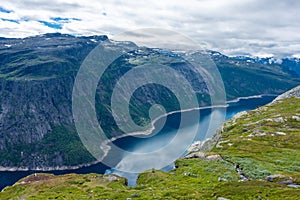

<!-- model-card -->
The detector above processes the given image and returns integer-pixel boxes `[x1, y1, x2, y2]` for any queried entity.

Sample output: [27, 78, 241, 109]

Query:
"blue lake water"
[105, 95, 277, 185]
[0, 95, 276, 190]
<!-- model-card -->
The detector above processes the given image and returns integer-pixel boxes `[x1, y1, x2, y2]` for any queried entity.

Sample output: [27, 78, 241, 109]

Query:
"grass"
[213, 97, 300, 182]
[1, 160, 299, 199]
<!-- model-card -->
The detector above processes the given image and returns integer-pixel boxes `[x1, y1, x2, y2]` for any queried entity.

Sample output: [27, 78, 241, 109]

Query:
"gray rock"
[287, 184, 300, 188]
[104, 174, 120, 182]
[275, 132, 286, 136]
[205, 154, 222, 160]
[185, 152, 205, 159]
[231, 111, 248, 123]
[273, 117, 284, 123]
[277, 180, 293, 185]
[218, 177, 228, 182]
[266, 174, 285, 182]
[272, 85, 300, 102]
[292, 116, 300, 121]
[187, 141, 203, 152]
[217, 197, 230, 200]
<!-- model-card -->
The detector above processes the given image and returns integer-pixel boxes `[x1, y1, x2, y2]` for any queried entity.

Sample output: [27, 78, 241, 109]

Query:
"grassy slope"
[1, 98, 300, 199]
[212, 98, 300, 181]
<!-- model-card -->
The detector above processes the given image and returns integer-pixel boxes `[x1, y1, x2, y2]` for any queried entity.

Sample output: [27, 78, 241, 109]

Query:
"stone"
[218, 177, 228, 182]
[187, 141, 202, 152]
[287, 184, 300, 188]
[273, 117, 284, 123]
[231, 111, 248, 123]
[205, 154, 222, 160]
[216, 140, 230, 148]
[217, 197, 230, 200]
[185, 152, 205, 159]
[277, 180, 293, 185]
[275, 132, 286, 136]
[292, 116, 300, 121]
[266, 174, 285, 182]
[272, 85, 300, 102]
[104, 175, 120, 182]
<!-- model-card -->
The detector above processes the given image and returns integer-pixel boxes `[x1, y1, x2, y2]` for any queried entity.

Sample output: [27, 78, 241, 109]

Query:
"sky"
[0, 0, 299, 57]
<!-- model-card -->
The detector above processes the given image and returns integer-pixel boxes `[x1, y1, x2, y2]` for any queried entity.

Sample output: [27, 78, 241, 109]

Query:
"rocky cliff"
[273, 85, 300, 101]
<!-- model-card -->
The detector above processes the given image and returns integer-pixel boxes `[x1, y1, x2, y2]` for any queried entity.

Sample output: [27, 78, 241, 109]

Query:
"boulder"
[185, 152, 205, 159]
[266, 174, 285, 182]
[292, 116, 300, 121]
[217, 197, 230, 200]
[205, 154, 222, 160]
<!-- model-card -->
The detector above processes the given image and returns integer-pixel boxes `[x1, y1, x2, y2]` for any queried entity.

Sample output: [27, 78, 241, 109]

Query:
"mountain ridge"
[0, 33, 299, 169]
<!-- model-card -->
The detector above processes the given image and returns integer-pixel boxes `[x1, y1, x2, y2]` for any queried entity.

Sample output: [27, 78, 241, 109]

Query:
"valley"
[0, 34, 299, 170]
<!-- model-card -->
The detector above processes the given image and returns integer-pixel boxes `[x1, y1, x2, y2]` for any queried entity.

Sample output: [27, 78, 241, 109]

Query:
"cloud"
[0, 0, 299, 57]
[1, 18, 19, 23]
[38, 21, 62, 29]
[0, 6, 12, 13]
[37, 17, 81, 30]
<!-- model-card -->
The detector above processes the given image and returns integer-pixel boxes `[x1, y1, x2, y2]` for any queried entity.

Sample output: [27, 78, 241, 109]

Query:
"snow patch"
[90, 39, 97, 43]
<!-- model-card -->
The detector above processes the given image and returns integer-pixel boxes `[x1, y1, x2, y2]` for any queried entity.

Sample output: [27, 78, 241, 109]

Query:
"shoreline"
[99, 93, 277, 160]
[0, 94, 277, 172]
[0, 160, 101, 172]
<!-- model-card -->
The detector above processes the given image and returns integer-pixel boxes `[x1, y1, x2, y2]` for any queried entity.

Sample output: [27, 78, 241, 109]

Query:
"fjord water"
[0, 95, 276, 190]
[105, 95, 277, 185]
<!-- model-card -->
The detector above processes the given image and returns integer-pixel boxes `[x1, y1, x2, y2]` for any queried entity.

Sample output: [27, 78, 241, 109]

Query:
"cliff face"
[0, 77, 82, 168]
[0, 33, 299, 169]
[0, 34, 104, 168]
[0, 77, 73, 145]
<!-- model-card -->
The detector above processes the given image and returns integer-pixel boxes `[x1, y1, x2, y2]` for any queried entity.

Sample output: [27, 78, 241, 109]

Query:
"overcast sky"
[0, 0, 299, 57]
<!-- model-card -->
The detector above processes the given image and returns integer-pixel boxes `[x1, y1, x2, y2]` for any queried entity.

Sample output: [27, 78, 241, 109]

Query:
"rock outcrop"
[272, 85, 300, 102]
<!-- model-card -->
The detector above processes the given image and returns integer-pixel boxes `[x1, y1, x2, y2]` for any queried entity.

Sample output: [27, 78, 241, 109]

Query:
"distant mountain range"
[232, 54, 300, 77]
[0, 33, 299, 169]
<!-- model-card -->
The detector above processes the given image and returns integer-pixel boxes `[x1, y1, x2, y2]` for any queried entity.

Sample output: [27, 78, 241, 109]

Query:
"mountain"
[1, 85, 299, 199]
[233, 55, 300, 77]
[0, 33, 299, 169]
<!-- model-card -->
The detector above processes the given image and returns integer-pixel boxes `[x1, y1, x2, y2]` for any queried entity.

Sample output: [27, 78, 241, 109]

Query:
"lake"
[0, 95, 276, 190]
